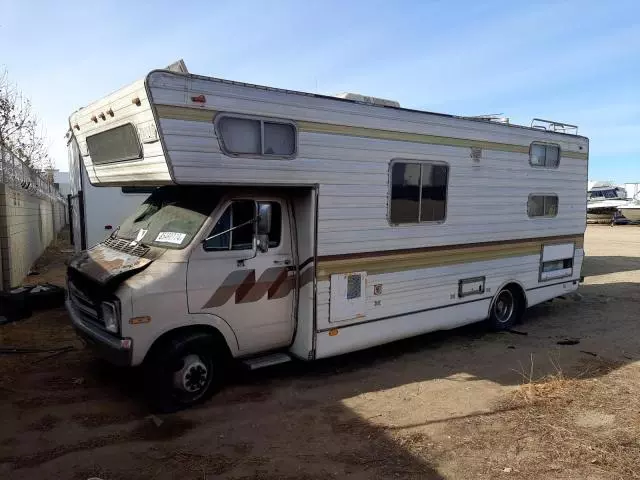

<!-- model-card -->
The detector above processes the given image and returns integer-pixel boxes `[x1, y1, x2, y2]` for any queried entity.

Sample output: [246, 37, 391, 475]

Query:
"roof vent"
[335, 92, 400, 108]
[166, 59, 189, 74]
[464, 114, 510, 124]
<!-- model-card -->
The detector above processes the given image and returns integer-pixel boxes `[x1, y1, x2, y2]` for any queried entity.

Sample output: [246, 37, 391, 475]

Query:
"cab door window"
[204, 200, 282, 251]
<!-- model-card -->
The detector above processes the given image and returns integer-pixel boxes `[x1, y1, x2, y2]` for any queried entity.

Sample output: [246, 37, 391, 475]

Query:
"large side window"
[528, 194, 558, 218]
[86, 123, 142, 164]
[389, 161, 448, 224]
[204, 200, 282, 251]
[217, 116, 296, 158]
[530, 143, 560, 168]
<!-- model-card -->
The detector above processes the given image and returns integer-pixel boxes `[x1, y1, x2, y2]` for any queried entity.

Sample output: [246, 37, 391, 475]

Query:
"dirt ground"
[1, 226, 640, 479]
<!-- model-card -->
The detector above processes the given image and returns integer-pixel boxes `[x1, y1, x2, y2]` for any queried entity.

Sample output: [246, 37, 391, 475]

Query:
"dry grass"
[444, 357, 640, 479]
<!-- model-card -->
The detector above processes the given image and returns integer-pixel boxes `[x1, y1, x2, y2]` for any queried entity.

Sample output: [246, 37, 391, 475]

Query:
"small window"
[587, 190, 602, 200]
[264, 122, 295, 155]
[218, 118, 261, 154]
[86, 123, 142, 164]
[528, 195, 558, 218]
[530, 143, 560, 168]
[204, 200, 282, 251]
[389, 161, 448, 224]
[217, 116, 296, 157]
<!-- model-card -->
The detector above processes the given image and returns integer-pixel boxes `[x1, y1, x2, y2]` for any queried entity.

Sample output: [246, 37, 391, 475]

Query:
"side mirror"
[257, 202, 272, 235]
[256, 234, 269, 253]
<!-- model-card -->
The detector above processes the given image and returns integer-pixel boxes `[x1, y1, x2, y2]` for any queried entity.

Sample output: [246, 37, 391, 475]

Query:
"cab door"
[186, 198, 295, 354]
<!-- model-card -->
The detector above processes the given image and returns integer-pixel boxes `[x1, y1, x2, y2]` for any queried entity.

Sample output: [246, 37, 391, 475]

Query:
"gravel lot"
[1, 225, 639, 479]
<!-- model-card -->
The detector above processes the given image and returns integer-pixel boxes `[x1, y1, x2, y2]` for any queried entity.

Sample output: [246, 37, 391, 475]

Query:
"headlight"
[101, 301, 119, 333]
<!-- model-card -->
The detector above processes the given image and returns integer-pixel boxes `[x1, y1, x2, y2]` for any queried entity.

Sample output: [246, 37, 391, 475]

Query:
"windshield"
[115, 186, 222, 249]
[588, 189, 618, 200]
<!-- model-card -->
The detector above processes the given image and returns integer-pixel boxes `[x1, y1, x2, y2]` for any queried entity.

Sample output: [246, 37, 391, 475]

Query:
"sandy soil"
[1, 226, 640, 479]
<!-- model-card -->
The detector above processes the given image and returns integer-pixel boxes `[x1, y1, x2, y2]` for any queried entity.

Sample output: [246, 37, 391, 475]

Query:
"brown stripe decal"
[316, 234, 584, 279]
[319, 234, 583, 262]
[268, 268, 292, 300]
[202, 262, 315, 308]
[203, 270, 254, 308]
[237, 267, 285, 303]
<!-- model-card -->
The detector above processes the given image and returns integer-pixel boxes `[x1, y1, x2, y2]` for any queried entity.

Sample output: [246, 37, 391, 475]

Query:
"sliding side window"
[528, 194, 558, 218]
[530, 143, 560, 168]
[389, 161, 448, 224]
[216, 115, 296, 158]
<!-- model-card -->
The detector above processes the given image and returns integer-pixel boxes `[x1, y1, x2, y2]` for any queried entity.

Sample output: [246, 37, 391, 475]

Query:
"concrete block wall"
[0, 184, 67, 290]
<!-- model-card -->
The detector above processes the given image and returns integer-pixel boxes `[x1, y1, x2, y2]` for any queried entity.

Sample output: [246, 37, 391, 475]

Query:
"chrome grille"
[103, 237, 149, 257]
[68, 281, 101, 327]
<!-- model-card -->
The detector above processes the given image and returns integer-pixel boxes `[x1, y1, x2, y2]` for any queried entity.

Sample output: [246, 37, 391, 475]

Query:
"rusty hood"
[68, 242, 158, 286]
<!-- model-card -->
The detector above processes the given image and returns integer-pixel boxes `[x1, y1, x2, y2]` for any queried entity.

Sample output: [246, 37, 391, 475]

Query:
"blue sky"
[1, 0, 639, 183]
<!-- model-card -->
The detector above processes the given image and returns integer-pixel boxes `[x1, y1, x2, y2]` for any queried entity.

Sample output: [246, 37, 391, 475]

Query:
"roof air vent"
[335, 92, 400, 108]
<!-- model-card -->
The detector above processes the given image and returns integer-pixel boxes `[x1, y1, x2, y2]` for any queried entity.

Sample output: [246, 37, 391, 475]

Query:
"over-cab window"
[217, 116, 296, 158]
[528, 194, 558, 218]
[530, 143, 560, 168]
[389, 161, 448, 224]
[204, 201, 282, 251]
[86, 123, 142, 164]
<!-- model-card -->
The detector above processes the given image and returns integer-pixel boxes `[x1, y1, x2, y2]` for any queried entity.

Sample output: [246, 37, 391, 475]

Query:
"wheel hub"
[494, 290, 514, 323]
[173, 354, 209, 393]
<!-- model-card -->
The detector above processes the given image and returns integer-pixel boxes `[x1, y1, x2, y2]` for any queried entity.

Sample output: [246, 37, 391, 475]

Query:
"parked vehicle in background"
[65, 61, 588, 411]
[617, 192, 640, 222]
[66, 136, 154, 251]
[587, 182, 630, 224]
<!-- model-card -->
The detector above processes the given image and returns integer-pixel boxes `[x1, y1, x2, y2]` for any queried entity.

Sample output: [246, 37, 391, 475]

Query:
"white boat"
[587, 182, 630, 223]
[617, 194, 640, 222]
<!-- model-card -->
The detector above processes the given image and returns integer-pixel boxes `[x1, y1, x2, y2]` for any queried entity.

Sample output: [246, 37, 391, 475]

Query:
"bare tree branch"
[0, 68, 51, 171]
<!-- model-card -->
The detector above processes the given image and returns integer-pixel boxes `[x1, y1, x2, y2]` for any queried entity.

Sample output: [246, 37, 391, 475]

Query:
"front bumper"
[66, 299, 133, 366]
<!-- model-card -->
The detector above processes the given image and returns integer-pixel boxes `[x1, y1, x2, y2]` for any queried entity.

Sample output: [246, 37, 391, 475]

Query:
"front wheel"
[487, 287, 523, 331]
[144, 331, 228, 413]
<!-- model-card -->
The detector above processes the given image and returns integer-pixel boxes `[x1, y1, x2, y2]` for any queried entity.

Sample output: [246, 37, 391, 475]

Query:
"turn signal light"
[129, 316, 151, 325]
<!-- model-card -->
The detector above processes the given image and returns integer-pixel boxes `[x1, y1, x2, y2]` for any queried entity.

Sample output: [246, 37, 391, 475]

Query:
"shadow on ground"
[581, 255, 640, 277]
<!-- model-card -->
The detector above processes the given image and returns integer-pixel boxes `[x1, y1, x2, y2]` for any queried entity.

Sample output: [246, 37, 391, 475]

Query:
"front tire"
[487, 286, 523, 331]
[144, 331, 228, 413]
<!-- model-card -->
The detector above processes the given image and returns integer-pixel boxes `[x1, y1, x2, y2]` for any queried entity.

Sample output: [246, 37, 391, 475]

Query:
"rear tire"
[144, 331, 228, 413]
[487, 286, 523, 331]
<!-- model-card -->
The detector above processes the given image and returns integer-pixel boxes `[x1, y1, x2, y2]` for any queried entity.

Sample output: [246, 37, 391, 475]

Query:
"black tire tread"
[144, 330, 228, 413]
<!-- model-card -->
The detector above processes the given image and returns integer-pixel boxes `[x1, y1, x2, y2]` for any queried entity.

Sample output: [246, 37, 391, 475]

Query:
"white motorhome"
[66, 64, 588, 410]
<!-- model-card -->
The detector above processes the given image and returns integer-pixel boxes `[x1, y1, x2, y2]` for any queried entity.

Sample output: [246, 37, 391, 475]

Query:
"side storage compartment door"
[186, 198, 295, 354]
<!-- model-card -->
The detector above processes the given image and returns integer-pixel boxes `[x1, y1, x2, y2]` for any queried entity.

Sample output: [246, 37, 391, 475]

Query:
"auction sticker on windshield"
[155, 232, 186, 245]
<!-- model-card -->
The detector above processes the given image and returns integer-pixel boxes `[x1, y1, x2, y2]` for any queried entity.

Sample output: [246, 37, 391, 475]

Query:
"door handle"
[273, 259, 291, 265]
